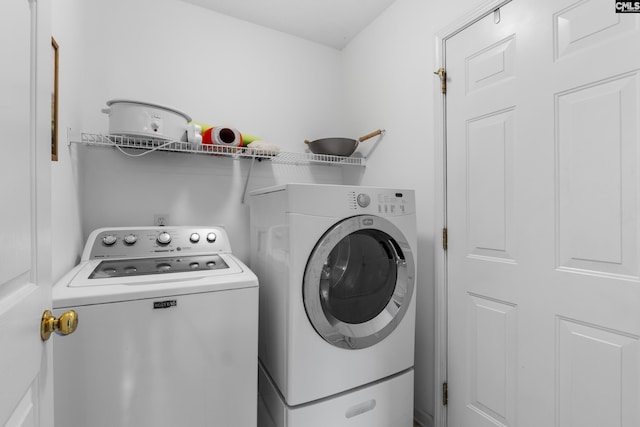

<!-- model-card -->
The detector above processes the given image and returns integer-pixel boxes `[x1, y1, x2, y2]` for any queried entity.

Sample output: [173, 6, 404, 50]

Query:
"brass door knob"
[41, 310, 78, 341]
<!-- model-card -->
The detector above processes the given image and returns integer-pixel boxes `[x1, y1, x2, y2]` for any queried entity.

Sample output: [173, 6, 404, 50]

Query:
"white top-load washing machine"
[249, 184, 417, 427]
[52, 226, 258, 427]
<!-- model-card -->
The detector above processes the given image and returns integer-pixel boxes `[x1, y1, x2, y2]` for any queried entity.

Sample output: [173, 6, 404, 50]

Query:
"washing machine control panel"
[86, 226, 231, 260]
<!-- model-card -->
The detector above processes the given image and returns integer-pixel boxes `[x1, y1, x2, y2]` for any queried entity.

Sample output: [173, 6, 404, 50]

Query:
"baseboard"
[414, 408, 434, 427]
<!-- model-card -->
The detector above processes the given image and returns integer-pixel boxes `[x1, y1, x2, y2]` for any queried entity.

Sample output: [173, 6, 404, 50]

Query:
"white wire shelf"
[69, 132, 367, 167]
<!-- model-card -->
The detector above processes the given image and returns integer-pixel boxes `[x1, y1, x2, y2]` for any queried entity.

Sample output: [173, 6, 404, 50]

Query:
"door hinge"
[442, 227, 448, 251]
[434, 68, 446, 94]
[443, 382, 448, 406]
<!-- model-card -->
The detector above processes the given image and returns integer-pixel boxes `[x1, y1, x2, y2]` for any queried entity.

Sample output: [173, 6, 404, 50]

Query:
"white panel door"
[0, 0, 53, 426]
[446, 1, 640, 426]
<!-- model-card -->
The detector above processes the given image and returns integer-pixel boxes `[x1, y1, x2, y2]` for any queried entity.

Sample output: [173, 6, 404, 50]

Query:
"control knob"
[123, 234, 137, 245]
[157, 231, 172, 245]
[206, 232, 217, 243]
[102, 234, 117, 246]
[190, 233, 200, 243]
[356, 193, 371, 208]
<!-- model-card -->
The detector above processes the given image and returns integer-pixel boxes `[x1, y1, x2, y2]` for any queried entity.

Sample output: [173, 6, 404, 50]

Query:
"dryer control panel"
[375, 191, 410, 215]
[348, 190, 413, 216]
[83, 226, 232, 260]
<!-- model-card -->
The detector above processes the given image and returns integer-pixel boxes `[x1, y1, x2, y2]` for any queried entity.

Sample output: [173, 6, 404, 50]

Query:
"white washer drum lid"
[303, 215, 415, 350]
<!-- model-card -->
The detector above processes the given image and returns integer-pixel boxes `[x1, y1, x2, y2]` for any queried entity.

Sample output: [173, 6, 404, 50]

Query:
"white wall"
[51, 0, 87, 279]
[52, 0, 486, 425]
[341, 0, 485, 424]
[52, 0, 355, 269]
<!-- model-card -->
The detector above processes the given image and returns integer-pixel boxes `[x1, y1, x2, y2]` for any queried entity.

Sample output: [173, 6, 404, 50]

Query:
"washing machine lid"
[88, 254, 229, 279]
[303, 214, 415, 350]
[53, 253, 257, 308]
[68, 253, 245, 288]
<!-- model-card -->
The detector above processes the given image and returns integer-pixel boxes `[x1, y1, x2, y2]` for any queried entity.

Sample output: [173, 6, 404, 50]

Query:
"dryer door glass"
[303, 215, 415, 349]
[322, 230, 397, 324]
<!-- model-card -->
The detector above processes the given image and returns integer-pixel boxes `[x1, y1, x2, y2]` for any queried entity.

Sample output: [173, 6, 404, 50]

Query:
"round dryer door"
[303, 215, 415, 349]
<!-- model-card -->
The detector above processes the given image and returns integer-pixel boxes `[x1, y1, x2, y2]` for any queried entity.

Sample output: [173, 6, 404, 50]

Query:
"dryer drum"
[320, 231, 398, 324]
[303, 214, 415, 350]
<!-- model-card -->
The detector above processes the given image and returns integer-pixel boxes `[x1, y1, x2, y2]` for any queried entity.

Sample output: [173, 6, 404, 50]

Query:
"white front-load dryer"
[249, 184, 417, 427]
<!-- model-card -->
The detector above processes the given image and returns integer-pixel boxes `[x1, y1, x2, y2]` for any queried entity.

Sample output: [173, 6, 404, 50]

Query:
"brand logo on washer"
[153, 300, 177, 309]
[362, 218, 374, 226]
